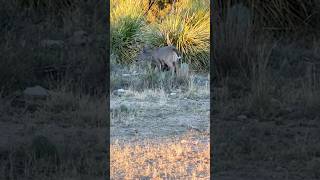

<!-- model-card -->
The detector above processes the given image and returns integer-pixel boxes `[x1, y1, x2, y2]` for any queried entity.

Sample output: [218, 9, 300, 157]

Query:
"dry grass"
[0, 0, 107, 96]
[216, 0, 320, 31]
[111, 134, 209, 179]
[0, 90, 106, 179]
[213, 2, 320, 179]
[0, 0, 107, 179]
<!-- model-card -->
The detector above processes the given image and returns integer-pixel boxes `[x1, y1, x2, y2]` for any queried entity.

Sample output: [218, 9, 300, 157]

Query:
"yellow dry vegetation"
[111, 134, 209, 179]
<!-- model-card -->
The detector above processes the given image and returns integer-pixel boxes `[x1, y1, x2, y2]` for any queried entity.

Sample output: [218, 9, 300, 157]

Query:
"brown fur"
[136, 46, 181, 75]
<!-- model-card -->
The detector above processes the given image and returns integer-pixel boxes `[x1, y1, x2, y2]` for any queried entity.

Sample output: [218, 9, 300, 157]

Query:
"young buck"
[136, 45, 182, 75]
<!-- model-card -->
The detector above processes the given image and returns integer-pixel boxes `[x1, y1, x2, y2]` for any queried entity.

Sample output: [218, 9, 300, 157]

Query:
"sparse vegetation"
[213, 0, 320, 179]
[111, 134, 209, 179]
[0, 0, 106, 179]
[111, 1, 210, 179]
[111, 0, 146, 64]
[0, 0, 107, 96]
[0, 90, 106, 179]
[110, 45, 209, 179]
[214, 1, 320, 118]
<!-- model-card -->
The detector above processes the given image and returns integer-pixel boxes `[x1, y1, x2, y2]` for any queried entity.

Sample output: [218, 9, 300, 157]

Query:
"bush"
[111, 17, 145, 64]
[111, 0, 147, 64]
[111, 0, 210, 72]
[214, 3, 253, 79]
[142, 0, 210, 71]
[217, 0, 320, 31]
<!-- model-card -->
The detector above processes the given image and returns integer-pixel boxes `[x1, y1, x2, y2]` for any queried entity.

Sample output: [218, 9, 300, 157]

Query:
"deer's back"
[152, 46, 180, 63]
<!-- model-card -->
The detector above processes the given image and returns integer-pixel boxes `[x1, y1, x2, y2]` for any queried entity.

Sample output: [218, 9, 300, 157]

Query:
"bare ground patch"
[110, 68, 210, 178]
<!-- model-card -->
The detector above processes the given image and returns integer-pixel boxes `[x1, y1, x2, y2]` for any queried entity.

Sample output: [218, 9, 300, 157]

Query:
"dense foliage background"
[111, 0, 210, 72]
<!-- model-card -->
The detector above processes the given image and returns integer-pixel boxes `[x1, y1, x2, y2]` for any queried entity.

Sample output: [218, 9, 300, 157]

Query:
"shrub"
[214, 3, 253, 79]
[217, 0, 320, 31]
[111, 0, 147, 64]
[142, 0, 210, 71]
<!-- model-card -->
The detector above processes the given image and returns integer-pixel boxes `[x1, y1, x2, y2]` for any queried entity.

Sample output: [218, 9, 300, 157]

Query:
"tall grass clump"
[214, 3, 253, 79]
[247, 42, 277, 117]
[15, 0, 75, 21]
[299, 62, 320, 116]
[111, 0, 148, 64]
[142, 0, 210, 71]
[177, 0, 210, 14]
[0, 0, 107, 96]
[217, 0, 320, 31]
[214, 0, 319, 81]
[249, 0, 317, 30]
[16, 0, 74, 11]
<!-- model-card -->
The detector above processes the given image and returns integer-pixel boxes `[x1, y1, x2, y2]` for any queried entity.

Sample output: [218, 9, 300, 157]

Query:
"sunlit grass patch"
[142, 0, 210, 71]
[110, 0, 147, 24]
[111, 134, 209, 179]
[111, 0, 147, 64]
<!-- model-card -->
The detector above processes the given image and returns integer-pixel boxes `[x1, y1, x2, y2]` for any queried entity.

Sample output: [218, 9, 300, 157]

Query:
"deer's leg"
[165, 61, 175, 76]
[157, 59, 163, 72]
[162, 64, 170, 71]
[173, 62, 179, 75]
[149, 58, 158, 72]
[151, 63, 157, 72]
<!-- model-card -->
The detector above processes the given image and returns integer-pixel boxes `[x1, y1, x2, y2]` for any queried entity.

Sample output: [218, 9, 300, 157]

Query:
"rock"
[113, 89, 127, 96]
[170, 92, 177, 96]
[40, 39, 64, 48]
[23, 85, 49, 98]
[122, 74, 131, 77]
[169, 92, 178, 98]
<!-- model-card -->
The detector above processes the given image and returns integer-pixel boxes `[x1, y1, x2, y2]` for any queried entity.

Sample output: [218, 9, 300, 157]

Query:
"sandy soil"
[110, 77, 210, 141]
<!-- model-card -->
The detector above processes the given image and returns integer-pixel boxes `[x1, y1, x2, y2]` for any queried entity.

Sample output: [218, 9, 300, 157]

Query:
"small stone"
[23, 85, 49, 98]
[113, 89, 127, 96]
[122, 74, 131, 77]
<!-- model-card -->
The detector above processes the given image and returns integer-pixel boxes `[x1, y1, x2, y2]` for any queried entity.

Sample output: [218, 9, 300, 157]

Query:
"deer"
[136, 45, 182, 75]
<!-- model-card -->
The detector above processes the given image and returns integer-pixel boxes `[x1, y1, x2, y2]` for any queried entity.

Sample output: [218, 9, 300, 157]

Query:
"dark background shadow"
[0, 0, 108, 179]
[212, 0, 320, 179]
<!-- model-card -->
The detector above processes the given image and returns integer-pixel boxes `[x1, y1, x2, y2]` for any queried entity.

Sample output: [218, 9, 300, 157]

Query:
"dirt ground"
[110, 71, 210, 178]
[0, 93, 106, 179]
[110, 88, 209, 141]
[212, 100, 320, 180]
